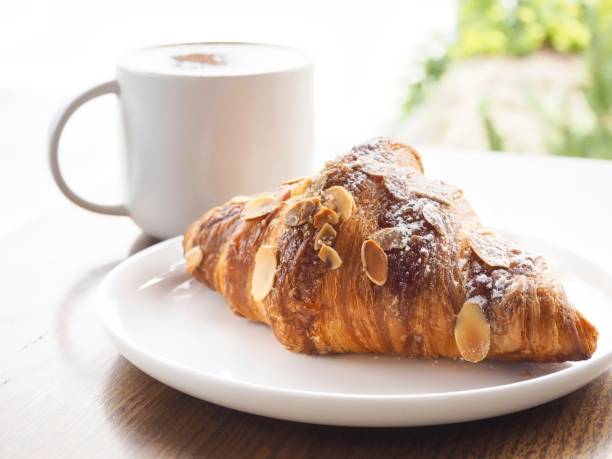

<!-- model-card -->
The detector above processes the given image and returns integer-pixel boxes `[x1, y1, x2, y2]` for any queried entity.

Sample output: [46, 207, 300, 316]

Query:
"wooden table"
[1, 149, 610, 458]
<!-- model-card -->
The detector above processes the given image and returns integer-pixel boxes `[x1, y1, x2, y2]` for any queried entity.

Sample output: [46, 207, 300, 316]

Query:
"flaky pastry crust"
[184, 138, 598, 363]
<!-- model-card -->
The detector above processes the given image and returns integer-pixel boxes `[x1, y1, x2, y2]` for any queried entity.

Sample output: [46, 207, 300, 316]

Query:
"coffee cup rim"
[116, 41, 313, 79]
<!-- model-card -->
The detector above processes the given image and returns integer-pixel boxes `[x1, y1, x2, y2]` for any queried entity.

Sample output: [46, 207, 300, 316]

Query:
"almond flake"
[183, 222, 199, 251]
[313, 206, 340, 227]
[308, 173, 328, 195]
[318, 244, 342, 270]
[383, 173, 411, 200]
[410, 175, 462, 205]
[321, 186, 355, 222]
[314, 223, 337, 250]
[468, 231, 510, 269]
[290, 177, 313, 198]
[284, 176, 307, 185]
[358, 157, 391, 177]
[242, 194, 280, 220]
[185, 246, 203, 274]
[361, 239, 388, 286]
[230, 195, 251, 204]
[454, 301, 491, 363]
[389, 143, 425, 173]
[422, 202, 447, 235]
[251, 245, 277, 301]
[370, 227, 410, 251]
[285, 197, 319, 226]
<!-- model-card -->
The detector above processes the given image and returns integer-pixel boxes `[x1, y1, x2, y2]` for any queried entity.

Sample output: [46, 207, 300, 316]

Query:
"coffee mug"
[48, 42, 313, 239]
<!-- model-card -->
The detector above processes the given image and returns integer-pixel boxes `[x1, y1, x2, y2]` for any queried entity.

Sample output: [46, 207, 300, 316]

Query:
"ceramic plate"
[98, 231, 612, 427]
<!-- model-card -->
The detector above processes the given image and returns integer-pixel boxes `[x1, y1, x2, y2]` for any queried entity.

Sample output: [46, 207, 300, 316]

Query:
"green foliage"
[402, 0, 612, 160]
[480, 101, 506, 151]
[403, 53, 449, 114]
[453, 0, 590, 58]
[549, 5, 612, 158]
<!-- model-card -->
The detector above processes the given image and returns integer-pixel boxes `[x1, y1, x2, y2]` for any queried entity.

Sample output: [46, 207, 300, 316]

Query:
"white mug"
[48, 42, 313, 239]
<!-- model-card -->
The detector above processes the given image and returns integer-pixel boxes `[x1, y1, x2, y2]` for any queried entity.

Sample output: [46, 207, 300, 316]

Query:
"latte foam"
[117, 43, 309, 76]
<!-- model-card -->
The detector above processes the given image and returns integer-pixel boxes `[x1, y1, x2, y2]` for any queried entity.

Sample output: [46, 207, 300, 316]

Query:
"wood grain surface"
[0, 205, 610, 459]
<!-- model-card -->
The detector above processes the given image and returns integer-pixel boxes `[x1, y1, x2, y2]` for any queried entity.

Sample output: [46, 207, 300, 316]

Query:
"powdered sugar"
[475, 273, 493, 288]
[341, 169, 368, 194]
[467, 295, 487, 306]
[511, 252, 537, 275]
[491, 270, 512, 300]
[464, 247, 537, 306]
[409, 174, 462, 205]
[339, 138, 544, 314]
[468, 230, 511, 269]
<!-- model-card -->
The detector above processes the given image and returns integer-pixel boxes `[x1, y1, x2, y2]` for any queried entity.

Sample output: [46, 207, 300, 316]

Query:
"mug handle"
[48, 80, 128, 216]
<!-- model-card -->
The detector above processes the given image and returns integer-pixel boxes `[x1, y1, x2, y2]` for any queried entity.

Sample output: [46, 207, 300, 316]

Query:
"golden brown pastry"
[183, 138, 598, 363]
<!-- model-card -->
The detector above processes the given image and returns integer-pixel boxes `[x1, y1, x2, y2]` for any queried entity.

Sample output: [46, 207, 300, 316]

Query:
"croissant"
[183, 138, 598, 363]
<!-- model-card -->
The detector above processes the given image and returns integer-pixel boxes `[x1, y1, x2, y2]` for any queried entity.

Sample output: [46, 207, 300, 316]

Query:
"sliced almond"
[230, 195, 251, 204]
[361, 239, 388, 286]
[251, 245, 277, 301]
[359, 157, 391, 177]
[390, 142, 425, 174]
[318, 244, 342, 270]
[454, 301, 491, 363]
[370, 227, 410, 251]
[314, 223, 337, 250]
[410, 175, 462, 206]
[422, 202, 447, 235]
[183, 222, 199, 251]
[185, 246, 203, 274]
[383, 173, 411, 200]
[284, 176, 307, 185]
[290, 177, 313, 198]
[242, 194, 280, 220]
[321, 186, 355, 222]
[468, 231, 510, 269]
[313, 206, 340, 227]
[308, 173, 328, 195]
[285, 197, 319, 226]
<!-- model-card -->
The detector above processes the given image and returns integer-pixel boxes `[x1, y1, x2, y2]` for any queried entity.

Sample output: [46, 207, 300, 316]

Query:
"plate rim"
[98, 233, 612, 403]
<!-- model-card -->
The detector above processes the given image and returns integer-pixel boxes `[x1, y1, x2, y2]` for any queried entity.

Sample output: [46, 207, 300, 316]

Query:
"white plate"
[98, 231, 612, 427]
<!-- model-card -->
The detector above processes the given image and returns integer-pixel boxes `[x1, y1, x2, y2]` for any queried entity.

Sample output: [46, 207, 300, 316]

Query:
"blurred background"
[398, 0, 612, 158]
[2, 0, 610, 237]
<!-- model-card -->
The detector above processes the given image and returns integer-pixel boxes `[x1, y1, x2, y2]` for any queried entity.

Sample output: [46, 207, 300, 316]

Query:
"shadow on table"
[101, 357, 611, 458]
[53, 261, 121, 376]
[53, 231, 160, 378]
[129, 232, 161, 255]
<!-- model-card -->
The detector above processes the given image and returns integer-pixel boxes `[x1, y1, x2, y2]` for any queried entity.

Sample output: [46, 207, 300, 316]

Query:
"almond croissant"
[183, 138, 598, 363]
